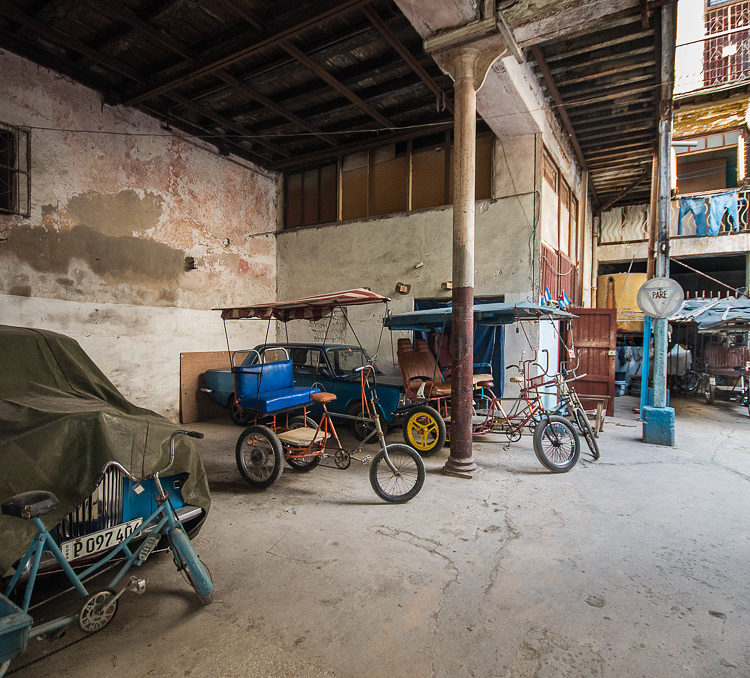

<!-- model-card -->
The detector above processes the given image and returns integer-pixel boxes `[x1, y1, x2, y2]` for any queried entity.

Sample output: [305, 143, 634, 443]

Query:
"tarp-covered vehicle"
[0, 325, 210, 577]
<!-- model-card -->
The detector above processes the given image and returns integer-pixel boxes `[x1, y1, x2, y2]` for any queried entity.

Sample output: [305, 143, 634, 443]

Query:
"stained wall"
[0, 52, 279, 418]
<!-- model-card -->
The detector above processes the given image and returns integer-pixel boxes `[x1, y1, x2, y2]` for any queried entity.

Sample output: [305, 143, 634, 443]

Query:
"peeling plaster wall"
[0, 51, 279, 417]
[277, 196, 539, 392]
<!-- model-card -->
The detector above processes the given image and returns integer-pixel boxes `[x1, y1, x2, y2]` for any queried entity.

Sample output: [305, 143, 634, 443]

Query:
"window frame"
[0, 121, 31, 218]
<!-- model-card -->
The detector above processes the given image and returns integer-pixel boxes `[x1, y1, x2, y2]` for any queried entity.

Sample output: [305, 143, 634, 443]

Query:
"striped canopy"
[218, 289, 390, 322]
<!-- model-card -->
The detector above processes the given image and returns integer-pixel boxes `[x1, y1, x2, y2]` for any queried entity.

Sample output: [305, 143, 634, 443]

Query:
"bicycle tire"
[235, 425, 284, 488]
[574, 407, 600, 460]
[347, 400, 388, 443]
[533, 415, 580, 473]
[285, 416, 322, 471]
[369, 444, 425, 503]
[168, 525, 214, 605]
[402, 405, 446, 455]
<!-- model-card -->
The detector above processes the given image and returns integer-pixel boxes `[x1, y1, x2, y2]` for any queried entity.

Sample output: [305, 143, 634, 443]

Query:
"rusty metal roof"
[526, 11, 662, 211]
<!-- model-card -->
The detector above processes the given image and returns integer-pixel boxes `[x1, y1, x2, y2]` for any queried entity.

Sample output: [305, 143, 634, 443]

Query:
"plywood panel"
[180, 351, 232, 424]
[412, 145, 445, 210]
[342, 166, 368, 220]
[319, 164, 337, 223]
[285, 173, 302, 228]
[372, 155, 408, 214]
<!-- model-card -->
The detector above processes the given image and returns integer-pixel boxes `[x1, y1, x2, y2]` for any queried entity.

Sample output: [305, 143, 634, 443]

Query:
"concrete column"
[445, 48, 480, 477]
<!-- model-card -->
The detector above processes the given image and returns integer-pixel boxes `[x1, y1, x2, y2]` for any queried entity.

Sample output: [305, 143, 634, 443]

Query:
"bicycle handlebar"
[96, 430, 204, 485]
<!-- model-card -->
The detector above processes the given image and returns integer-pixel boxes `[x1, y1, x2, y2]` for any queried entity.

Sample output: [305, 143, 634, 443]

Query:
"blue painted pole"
[640, 315, 652, 420]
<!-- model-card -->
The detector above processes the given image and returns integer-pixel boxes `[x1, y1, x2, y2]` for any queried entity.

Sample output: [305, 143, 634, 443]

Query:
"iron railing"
[704, 1, 750, 87]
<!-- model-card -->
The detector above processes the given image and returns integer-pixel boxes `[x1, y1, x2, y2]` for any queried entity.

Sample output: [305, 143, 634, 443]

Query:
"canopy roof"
[219, 289, 390, 322]
[670, 298, 750, 331]
[384, 302, 574, 331]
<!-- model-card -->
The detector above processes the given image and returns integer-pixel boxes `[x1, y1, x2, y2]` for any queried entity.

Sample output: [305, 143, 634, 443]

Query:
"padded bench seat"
[235, 358, 316, 415]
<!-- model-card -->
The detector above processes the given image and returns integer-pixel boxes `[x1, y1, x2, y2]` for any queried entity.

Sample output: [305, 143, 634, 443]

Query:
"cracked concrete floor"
[10, 395, 750, 677]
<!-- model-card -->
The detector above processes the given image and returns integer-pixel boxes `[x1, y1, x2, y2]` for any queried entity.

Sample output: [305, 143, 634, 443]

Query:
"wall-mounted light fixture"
[395, 282, 411, 295]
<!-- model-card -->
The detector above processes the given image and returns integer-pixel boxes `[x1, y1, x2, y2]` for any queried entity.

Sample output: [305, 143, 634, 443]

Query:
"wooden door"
[566, 308, 616, 416]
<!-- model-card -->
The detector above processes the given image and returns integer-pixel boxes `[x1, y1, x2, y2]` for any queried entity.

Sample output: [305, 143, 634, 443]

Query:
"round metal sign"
[637, 277, 684, 318]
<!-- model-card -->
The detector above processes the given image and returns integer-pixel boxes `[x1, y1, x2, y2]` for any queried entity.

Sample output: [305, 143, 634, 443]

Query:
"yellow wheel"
[402, 405, 446, 455]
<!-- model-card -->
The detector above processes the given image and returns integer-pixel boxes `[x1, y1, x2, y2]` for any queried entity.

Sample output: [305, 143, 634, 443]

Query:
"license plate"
[61, 519, 143, 561]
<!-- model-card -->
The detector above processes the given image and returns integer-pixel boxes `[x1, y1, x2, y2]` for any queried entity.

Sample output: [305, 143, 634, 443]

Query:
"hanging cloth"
[708, 190, 739, 235]
[678, 196, 707, 235]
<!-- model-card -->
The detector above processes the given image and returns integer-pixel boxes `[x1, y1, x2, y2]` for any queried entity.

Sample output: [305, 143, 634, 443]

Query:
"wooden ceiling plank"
[361, 5, 452, 114]
[122, 0, 374, 106]
[0, 0, 143, 82]
[553, 59, 656, 88]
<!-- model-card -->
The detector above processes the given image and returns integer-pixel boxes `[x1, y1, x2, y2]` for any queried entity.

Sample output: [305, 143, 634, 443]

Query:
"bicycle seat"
[2, 490, 59, 519]
[510, 376, 524, 384]
[310, 392, 337, 403]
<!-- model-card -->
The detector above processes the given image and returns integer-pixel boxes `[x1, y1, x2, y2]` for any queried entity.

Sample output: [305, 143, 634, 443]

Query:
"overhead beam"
[96, 2, 336, 147]
[270, 121, 453, 170]
[530, 45, 588, 174]
[123, 0, 373, 106]
[361, 5, 452, 114]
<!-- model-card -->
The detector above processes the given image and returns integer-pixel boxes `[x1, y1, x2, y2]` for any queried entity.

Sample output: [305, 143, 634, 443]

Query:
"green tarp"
[0, 325, 210, 574]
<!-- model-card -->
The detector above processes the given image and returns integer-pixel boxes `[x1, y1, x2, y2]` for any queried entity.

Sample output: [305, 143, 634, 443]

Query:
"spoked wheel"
[574, 407, 600, 460]
[79, 590, 118, 632]
[168, 524, 214, 605]
[704, 383, 715, 405]
[369, 444, 425, 503]
[231, 400, 252, 426]
[533, 415, 580, 473]
[285, 416, 322, 471]
[235, 425, 284, 488]
[402, 405, 446, 456]
[347, 401, 387, 443]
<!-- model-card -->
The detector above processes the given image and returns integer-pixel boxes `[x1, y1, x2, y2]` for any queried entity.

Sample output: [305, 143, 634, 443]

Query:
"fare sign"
[636, 277, 684, 318]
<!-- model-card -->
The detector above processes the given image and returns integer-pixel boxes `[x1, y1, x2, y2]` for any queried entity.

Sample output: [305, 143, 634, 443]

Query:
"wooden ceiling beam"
[530, 45, 589, 175]
[97, 3, 336, 147]
[360, 5, 452, 114]
[123, 0, 374, 106]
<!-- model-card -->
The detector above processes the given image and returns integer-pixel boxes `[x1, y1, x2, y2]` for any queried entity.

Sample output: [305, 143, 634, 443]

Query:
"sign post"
[637, 277, 684, 445]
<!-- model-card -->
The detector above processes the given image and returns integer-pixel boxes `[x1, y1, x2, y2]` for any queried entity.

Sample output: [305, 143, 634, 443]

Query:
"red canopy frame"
[218, 289, 390, 322]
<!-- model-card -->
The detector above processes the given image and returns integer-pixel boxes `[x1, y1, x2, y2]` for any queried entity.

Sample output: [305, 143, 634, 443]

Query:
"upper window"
[283, 133, 493, 228]
[675, 130, 744, 194]
[0, 122, 30, 218]
[704, 0, 750, 87]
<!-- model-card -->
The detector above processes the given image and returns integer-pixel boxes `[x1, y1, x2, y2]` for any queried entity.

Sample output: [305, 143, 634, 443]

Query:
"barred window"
[0, 122, 30, 218]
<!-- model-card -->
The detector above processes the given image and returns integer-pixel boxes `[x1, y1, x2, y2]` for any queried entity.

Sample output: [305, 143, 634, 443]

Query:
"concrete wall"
[277, 195, 540, 389]
[0, 52, 279, 418]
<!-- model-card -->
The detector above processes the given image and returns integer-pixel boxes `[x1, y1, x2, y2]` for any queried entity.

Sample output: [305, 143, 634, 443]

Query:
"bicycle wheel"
[231, 400, 252, 426]
[235, 425, 284, 488]
[347, 401, 388, 443]
[369, 444, 425, 503]
[168, 525, 214, 605]
[285, 416, 322, 471]
[704, 382, 715, 405]
[533, 415, 580, 473]
[402, 405, 446, 455]
[574, 406, 600, 460]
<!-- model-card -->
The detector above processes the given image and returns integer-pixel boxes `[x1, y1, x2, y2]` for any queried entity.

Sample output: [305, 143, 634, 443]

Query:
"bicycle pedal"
[361, 455, 371, 464]
[128, 577, 147, 595]
[137, 534, 160, 561]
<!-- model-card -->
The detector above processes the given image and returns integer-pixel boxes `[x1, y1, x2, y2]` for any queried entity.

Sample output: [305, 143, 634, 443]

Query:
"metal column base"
[441, 455, 477, 478]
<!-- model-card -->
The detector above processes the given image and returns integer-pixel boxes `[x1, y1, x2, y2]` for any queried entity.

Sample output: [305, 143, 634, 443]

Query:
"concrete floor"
[10, 395, 750, 677]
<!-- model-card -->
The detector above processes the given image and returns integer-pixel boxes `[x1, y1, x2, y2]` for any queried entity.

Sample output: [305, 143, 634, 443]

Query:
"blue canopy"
[384, 302, 574, 331]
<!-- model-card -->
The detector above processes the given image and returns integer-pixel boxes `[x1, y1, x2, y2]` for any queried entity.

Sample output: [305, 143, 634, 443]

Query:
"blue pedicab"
[215, 290, 425, 503]
[0, 431, 213, 677]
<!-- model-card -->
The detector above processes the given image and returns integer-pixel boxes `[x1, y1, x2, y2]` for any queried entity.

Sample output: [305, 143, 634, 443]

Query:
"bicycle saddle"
[510, 376, 525, 384]
[2, 490, 59, 519]
[311, 392, 337, 403]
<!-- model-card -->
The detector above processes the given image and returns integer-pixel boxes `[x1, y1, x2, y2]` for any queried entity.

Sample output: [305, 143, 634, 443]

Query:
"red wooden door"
[567, 308, 616, 416]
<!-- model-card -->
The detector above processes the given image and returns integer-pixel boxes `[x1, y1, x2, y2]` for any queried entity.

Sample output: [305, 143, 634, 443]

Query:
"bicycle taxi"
[0, 431, 213, 677]
[384, 301, 585, 472]
[214, 289, 425, 503]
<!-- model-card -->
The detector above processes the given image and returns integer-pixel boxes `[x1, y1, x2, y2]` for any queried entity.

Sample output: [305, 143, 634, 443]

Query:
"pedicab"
[214, 289, 425, 503]
[384, 302, 583, 472]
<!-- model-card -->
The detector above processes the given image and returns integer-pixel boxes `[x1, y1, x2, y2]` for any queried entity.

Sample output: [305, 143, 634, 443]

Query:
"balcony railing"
[673, 189, 749, 236]
[704, 1, 750, 87]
